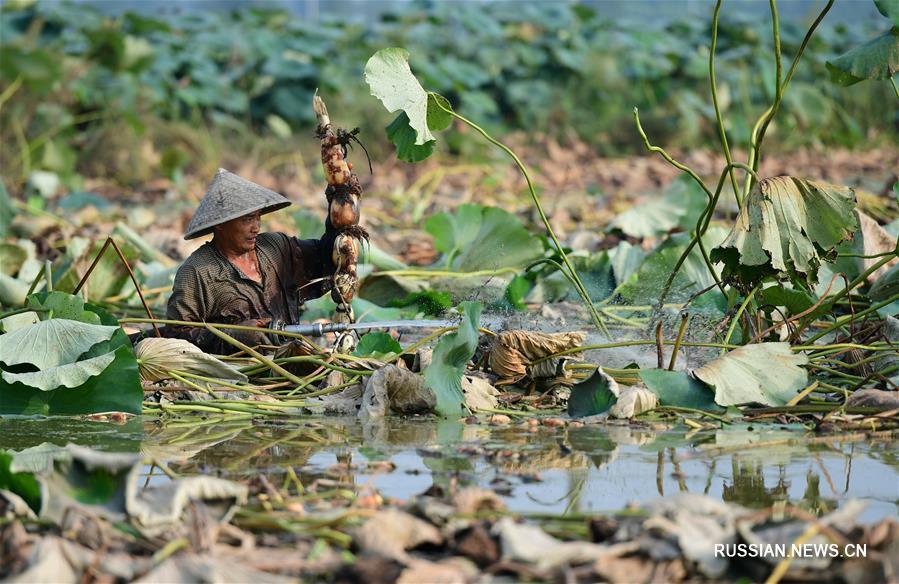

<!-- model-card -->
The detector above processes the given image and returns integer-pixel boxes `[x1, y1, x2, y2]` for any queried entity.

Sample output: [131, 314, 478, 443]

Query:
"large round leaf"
[712, 177, 858, 288]
[693, 343, 808, 407]
[0, 345, 141, 416]
[0, 319, 118, 370]
[364, 48, 434, 146]
[2, 352, 115, 391]
[826, 27, 899, 86]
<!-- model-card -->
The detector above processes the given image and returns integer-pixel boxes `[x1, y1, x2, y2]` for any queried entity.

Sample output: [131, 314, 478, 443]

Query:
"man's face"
[215, 211, 261, 253]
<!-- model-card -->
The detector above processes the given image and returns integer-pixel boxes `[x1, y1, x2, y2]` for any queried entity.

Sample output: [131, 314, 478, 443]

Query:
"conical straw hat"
[184, 168, 292, 240]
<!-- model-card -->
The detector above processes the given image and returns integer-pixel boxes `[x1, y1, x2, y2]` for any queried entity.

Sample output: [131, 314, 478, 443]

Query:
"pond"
[1, 416, 896, 524]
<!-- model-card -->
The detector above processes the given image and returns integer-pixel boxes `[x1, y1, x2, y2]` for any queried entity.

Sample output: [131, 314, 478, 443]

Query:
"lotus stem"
[722, 285, 760, 351]
[433, 96, 609, 338]
[710, 0, 742, 208]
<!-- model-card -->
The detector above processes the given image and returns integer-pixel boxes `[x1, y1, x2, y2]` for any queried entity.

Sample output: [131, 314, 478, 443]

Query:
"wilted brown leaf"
[488, 330, 586, 384]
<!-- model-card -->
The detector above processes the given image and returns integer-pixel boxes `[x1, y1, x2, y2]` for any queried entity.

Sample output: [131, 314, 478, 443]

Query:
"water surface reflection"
[1, 416, 895, 522]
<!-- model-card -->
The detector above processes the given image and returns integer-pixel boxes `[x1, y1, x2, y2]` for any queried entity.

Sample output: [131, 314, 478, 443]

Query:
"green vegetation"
[1, 0, 896, 192]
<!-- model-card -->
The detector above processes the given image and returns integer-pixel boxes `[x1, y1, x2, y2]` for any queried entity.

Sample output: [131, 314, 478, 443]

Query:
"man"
[163, 168, 342, 354]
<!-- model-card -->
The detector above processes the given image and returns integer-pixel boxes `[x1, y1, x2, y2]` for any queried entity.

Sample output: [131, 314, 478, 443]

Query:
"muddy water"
[1, 416, 896, 523]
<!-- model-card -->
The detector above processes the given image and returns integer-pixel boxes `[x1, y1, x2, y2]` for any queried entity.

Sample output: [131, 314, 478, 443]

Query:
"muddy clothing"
[164, 232, 333, 354]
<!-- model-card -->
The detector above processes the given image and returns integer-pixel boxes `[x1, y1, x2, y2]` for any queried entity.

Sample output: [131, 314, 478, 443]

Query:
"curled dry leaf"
[354, 508, 442, 563]
[359, 364, 434, 419]
[608, 385, 658, 419]
[855, 210, 898, 281]
[488, 330, 586, 384]
[452, 487, 506, 515]
[134, 337, 248, 384]
[461, 375, 499, 411]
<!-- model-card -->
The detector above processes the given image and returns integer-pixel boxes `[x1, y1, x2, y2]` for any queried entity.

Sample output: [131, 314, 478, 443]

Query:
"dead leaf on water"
[488, 330, 586, 385]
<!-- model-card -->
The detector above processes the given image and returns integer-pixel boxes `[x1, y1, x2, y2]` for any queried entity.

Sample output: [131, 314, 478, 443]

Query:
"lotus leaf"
[876, 0, 899, 26]
[424, 301, 482, 416]
[826, 28, 899, 86]
[0, 345, 141, 415]
[0, 318, 117, 370]
[353, 332, 402, 358]
[2, 351, 116, 391]
[425, 204, 543, 272]
[386, 111, 435, 163]
[618, 228, 728, 308]
[568, 368, 619, 418]
[640, 368, 722, 411]
[365, 48, 434, 145]
[27, 291, 101, 324]
[693, 342, 809, 407]
[869, 263, 899, 303]
[611, 175, 707, 239]
[712, 177, 858, 288]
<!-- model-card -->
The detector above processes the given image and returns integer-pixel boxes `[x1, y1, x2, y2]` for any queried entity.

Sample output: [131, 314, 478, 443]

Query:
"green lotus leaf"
[365, 48, 434, 146]
[639, 368, 722, 411]
[424, 204, 543, 272]
[568, 368, 619, 418]
[876, 0, 899, 27]
[352, 332, 402, 359]
[424, 301, 482, 416]
[2, 351, 116, 391]
[26, 291, 101, 324]
[711, 177, 858, 288]
[0, 345, 141, 416]
[0, 319, 118, 370]
[826, 27, 899, 86]
[869, 262, 899, 302]
[386, 112, 435, 163]
[611, 175, 708, 239]
[693, 342, 808, 407]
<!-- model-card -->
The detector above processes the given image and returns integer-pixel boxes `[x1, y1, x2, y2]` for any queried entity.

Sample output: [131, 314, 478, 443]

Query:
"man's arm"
[290, 221, 339, 302]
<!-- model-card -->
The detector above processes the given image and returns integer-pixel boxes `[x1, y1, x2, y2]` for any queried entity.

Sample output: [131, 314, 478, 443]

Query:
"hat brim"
[183, 200, 292, 240]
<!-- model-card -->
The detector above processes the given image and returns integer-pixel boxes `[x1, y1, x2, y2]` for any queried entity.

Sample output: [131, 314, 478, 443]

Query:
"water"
[1, 416, 896, 523]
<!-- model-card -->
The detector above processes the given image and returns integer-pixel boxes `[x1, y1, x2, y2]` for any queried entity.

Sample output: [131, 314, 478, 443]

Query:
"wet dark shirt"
[163, 232, 333, 354]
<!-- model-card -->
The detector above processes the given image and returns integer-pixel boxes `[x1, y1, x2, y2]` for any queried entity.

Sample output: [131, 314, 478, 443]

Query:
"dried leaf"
[134, 337, 248, 384]
[489, 330, 586, 384]
[452, 487, 506, 515]
[856, 210, 898, 281]
[693, 342, 808, 407]
[354, 508, 442, 562]
[608, 385, 658, 419]
[460, 375, 498, 411]
[359, 365, 433, 419]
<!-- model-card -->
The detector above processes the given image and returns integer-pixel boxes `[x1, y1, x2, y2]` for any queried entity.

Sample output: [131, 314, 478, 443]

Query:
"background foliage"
[1, 0, 896, 192]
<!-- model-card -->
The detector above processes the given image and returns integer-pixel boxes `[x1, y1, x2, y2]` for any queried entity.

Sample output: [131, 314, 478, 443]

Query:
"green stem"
[742, 0, 834, 197]
[205, 324, 308, 388]
[119, 317, 324, 351]
[655, 162, 760, 308]
[668, 313, 690, 370]
[799, 252, 897, 342]
[533, 339, 741, 363]
[805, 293, 899, 344]
[657, 406, 731, 425]
[722, 285, 759, 351]
[435, 96, 609, 338]
[891, 76, 899, 101]
[709, 0, 742, 208]
[173, 370, 268, 395]
[632, 108, 712, 199]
